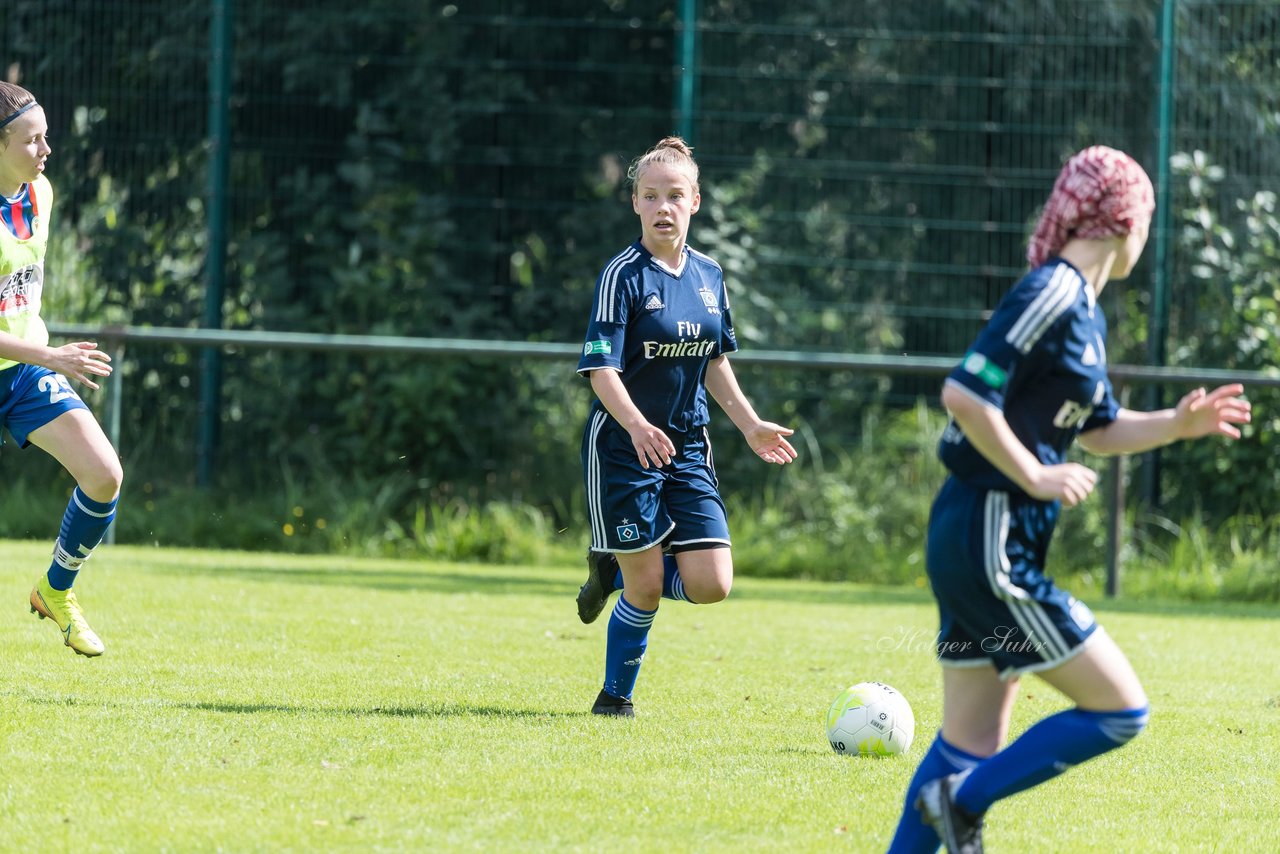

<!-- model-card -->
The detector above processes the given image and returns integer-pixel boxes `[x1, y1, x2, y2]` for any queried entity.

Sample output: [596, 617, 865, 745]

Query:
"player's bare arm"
[0, 331, 112, 388]
[704, 355, 797, 465]
[588, 367, 675, 469]
[941, 379, 1097, 507]
[1078, 383, 1250, 456]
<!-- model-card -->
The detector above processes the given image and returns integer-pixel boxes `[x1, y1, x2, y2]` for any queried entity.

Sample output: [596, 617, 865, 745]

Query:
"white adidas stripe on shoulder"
[1005, 263, 1083, 354]
[595, 247, 642, 324]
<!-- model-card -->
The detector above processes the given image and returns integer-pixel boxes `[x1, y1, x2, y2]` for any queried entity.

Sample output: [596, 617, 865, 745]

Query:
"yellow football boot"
[30, 575, 105, 657]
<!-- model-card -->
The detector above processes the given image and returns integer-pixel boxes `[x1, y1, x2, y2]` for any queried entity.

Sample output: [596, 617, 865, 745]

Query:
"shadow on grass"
[145, 559, 933, 609]
[1084, 595, 1280, 621]
[736, 576, 1280, 619]
[731, 583, 934, 608]
[143, 556, 1280, 619]
[776, 745, 834, 757]
[149, 562, 571, 598]
[180, 700, 586, 719]
[18, 694, 585, 719]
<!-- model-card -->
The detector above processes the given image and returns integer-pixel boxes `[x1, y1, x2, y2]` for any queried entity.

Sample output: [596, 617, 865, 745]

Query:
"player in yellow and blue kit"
[575, 137, 797, 717]
[886, 147, 1251, 853]
[0, 83, 123, 657]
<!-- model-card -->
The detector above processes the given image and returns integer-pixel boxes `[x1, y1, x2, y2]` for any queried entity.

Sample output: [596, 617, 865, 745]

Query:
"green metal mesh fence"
[2, 1, 1277, 499]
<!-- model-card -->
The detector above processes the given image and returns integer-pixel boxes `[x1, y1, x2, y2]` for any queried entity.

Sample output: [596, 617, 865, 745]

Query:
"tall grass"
[1, 405, 1275, 602]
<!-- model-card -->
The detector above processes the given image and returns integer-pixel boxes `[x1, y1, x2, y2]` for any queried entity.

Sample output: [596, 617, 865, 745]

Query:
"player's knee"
[685, 575, 732, 604]
[624, 578, 663, 609]
[80, 459, 123, 503]
[693, 586, 730, 605]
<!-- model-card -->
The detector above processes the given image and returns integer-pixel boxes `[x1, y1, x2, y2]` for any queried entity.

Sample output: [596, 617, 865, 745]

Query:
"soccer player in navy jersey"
[574, 137, 798, 717]
[0, 82, 123, 657]
[887, 147, 1251, 853]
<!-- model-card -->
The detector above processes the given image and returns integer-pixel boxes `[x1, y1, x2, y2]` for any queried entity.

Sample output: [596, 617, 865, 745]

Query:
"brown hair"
[627, 136, 699, 194]
[0, 82, 37, 141]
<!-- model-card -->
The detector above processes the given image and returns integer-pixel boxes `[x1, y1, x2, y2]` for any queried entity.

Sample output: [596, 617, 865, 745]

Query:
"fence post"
[102, 331, 125, 545]
[1105, 384, 1134, 597]
[199, 0, 233, 488]
[1105, 453, 1126, 598]
[1144, 0, 1179, 509]
[674, 0, 699, 143]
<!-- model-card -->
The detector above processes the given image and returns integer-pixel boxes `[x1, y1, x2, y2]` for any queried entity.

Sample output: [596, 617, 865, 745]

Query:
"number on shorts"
[38, 373, 78, 404]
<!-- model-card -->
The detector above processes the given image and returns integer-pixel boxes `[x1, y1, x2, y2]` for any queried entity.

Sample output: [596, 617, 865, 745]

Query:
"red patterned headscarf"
[1026, 146, 1155, 268]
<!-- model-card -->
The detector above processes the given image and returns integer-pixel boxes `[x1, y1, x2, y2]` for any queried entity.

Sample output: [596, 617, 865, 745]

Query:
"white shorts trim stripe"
[610, 522, 675, 554]
[702, 427, 718, 487]
[938, 657, 996, 670]
[665, 537, 730, 548]
[983, 491, 1071, 661]
[586, 409, 609, 549]
[996, 629, 1099, 680]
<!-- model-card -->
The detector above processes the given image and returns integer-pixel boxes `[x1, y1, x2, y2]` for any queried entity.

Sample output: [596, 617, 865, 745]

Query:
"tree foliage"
[2, 0, 1277, 533]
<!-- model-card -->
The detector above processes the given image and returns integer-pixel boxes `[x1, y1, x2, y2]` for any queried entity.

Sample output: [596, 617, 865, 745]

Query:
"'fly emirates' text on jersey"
[577, 241, 738, 436]
[939, 258, 1120, 495]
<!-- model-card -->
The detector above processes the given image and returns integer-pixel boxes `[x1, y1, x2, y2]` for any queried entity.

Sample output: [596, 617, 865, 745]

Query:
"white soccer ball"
[826, 681, 915, 757]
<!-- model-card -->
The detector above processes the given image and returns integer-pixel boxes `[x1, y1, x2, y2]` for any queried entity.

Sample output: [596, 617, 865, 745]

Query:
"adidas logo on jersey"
[644, 295, 665, 311]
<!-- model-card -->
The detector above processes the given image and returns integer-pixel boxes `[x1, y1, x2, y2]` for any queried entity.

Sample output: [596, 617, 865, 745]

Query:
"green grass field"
[1, 540, 1277, 853]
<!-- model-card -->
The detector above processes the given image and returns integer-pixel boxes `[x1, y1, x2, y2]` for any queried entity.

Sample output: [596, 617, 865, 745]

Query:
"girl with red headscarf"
[886, 147, 1251, 853]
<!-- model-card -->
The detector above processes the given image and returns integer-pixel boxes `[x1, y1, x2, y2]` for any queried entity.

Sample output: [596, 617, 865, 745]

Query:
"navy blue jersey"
[577, 240, 738, 436]
[939, 258, 1120, 493]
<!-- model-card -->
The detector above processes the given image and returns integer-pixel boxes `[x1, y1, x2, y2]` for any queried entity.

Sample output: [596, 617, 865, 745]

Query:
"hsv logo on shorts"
[616, 523, 639, 542]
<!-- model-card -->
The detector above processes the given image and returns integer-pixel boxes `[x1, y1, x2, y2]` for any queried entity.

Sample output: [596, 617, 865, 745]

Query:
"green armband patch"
[583, 340, 612, 356]
[962, 352, 1007, 389]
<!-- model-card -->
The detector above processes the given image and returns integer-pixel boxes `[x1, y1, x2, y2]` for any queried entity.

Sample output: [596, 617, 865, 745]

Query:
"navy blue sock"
[47, 487, 118, 591]
[954, 706, 1149, 814]
[886, 733, 983, 854]
[661, 554, 694, 602]
[602, 595, 657, 699]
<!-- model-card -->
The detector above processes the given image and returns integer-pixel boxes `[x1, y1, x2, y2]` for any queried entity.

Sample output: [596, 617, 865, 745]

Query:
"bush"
[2, 401, 1274, 603]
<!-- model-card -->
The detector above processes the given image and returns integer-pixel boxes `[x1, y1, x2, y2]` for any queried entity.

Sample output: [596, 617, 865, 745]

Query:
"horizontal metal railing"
[48, 323, 1280, 593]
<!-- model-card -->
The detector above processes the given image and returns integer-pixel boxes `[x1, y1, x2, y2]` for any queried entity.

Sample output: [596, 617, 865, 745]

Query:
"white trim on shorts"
[602, 521, 676, 555]
[665, 536, 731, 550]
[938, 657, 996, 670]
[995, 628, 1100, 680]
[586, 409, 610, 549]
[937, 631, 1100, 681]
[586, 407, 675, 553]
[983, 490, 1072, 661]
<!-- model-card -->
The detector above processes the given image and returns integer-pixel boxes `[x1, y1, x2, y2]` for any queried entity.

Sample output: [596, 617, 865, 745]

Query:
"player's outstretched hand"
[1028, 462, 1097, 507]
[43, 341, 113, 389]
[745, 421, 797, 465]
[627, 421, 676, 469]
[1175, 384, 1251, 440]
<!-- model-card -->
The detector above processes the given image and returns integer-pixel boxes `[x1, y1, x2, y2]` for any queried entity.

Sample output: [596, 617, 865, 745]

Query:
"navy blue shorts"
[582, 408, 730, 554]
[0, 363, 89, 448]
[926, 476, 1099, 679]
